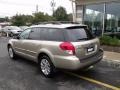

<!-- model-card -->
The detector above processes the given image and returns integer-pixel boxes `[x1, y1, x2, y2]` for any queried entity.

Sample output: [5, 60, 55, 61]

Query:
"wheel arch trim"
[37, 49, 56, 66]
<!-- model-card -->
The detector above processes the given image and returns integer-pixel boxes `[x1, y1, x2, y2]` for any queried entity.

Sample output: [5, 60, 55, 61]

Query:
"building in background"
[74, 0, 120, 36]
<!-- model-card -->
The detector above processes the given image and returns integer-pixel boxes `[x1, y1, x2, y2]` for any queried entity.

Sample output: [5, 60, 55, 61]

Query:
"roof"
[30, 24, 87, 29]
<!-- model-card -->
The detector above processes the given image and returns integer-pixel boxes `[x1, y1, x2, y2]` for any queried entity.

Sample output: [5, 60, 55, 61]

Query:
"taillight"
[60, 42, 75, 55]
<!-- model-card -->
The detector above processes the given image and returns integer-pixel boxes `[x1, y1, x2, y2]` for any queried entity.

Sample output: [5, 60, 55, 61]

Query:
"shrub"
[100, 35, 120, 46]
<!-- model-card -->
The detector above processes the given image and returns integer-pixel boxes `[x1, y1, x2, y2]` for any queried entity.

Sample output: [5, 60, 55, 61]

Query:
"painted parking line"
[64, 72, 120, 90]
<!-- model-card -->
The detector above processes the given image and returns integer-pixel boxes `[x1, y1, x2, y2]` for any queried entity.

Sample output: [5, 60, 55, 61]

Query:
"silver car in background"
[2, 26, 22, 37]
[7, 24, 103, 78]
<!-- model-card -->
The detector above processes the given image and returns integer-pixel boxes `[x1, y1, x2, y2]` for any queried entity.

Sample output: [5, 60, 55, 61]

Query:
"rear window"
[65, 27, 94, 42]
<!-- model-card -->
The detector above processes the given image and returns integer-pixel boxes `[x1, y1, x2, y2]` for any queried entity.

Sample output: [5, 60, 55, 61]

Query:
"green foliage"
[0, 17, 9, 22]
[53, 6, 69, 21]
[32, 12, 53, 24]
[11, 6, 72, 26]
[11, 15, 25, 26]
[100, 35, 120, 46]
[67, 13, 73, 21]
[24, 15, 33, 25]
[11, 14, 33, 26]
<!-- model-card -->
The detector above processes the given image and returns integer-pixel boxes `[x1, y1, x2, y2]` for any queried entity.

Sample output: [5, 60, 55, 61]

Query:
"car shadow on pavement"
[6, 57, 111, 90]
[11, 56, 64, 76]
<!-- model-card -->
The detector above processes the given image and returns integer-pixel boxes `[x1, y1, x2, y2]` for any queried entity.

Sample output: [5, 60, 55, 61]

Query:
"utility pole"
[102, 3, 106, 36]
[36, 4, 39, 13]
[70, 0, 76, 22]
[50, 0, 56, 15]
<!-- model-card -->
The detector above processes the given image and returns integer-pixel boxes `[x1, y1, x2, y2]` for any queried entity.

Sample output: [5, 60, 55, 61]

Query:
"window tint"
[29, 28, 41, 40]
[19, 28, 31, 39]
[40, 28, 64, 41]
[40, 28, 48, 40]
[65, 28, 94, 42]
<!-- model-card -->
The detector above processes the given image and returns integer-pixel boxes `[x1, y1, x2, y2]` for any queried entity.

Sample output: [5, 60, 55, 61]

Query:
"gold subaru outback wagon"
[8, 24, 103, 78]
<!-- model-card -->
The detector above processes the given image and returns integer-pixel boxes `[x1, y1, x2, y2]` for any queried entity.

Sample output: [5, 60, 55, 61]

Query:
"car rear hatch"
[64, 26, 100, 59]
[72, 39, 100, 60]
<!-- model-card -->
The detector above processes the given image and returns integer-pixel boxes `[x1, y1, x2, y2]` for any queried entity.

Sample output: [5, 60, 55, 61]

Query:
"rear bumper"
[54, 49, 103, 70]
[78, 49, 103, 69]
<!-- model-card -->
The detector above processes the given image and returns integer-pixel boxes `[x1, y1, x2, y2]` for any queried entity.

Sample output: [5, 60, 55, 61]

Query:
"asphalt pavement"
[0, 37, 120, 90]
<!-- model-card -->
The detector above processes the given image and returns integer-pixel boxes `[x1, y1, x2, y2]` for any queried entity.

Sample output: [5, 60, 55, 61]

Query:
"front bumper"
[54, 49, 103, 70]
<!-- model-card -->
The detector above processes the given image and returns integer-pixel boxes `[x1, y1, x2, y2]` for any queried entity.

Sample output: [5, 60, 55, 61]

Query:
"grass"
[100, 35, 120, 47]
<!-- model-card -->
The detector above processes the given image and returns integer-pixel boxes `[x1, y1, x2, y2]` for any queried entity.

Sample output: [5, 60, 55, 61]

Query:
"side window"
[40, 28, 64, 41]
[29, 28, 40, 40]
[19, 29, 31, 39]
[40, 28, 49, 40]
[48, 28, 64, 41]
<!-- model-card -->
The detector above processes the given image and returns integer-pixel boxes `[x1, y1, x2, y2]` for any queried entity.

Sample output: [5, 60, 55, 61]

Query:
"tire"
[8, 46, 17, 59]
[83, 65, 94, 71]
[38, 55, 56, 78]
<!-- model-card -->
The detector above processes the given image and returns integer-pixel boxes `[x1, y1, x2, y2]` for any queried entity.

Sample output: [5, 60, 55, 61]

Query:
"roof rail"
[34, 21, 80, 25]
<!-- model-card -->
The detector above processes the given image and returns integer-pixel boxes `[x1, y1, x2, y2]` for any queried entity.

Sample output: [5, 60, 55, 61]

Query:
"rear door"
[64, 26, 100, 59]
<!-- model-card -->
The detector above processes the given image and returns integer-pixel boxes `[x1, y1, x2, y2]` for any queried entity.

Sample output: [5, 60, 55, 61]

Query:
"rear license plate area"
[87, 47, 94, 53]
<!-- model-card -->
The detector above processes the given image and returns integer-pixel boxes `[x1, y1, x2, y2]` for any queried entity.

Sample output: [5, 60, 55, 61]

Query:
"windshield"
[65, 28, 94, 42]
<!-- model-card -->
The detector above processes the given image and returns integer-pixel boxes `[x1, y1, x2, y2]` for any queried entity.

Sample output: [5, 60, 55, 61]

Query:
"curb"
[101, 59, 120, 69]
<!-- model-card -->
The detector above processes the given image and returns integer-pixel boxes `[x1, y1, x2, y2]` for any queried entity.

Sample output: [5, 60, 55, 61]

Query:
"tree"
[0, 17, 9, 22]
[53, 6, 69, 21]
[11, 14, 33, 26]
[32, 12, 53, 24]
[67, 13, 73, 21]
[11, 14, 25, 26]
[23, 15, 33, 25]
